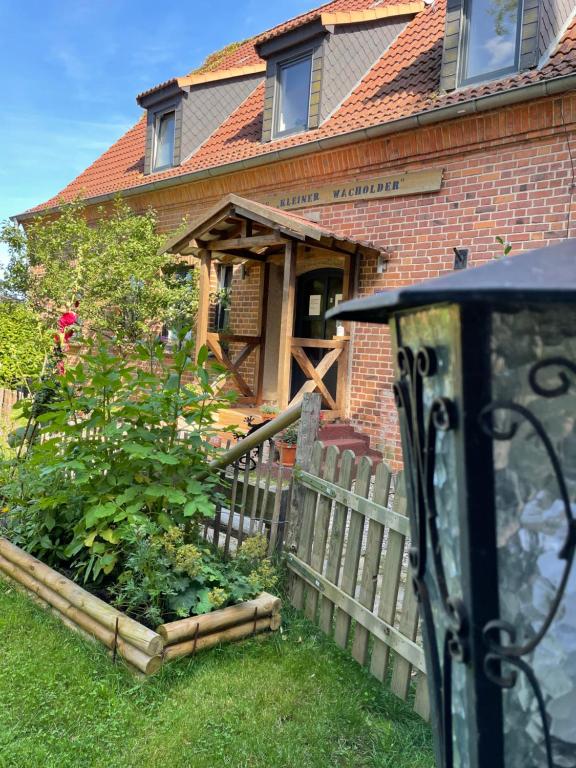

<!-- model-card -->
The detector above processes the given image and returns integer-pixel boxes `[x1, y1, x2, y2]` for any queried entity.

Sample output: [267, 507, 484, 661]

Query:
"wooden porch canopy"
[162, 193, 384, 409]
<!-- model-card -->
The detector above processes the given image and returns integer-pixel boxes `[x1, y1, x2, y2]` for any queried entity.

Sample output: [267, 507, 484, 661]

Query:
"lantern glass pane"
[491, 305, 576, 768]
[398, 305, 469, 765]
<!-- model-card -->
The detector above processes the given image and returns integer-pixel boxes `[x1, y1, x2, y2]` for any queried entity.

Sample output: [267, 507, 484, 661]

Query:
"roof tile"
[26, 0, 576, 214]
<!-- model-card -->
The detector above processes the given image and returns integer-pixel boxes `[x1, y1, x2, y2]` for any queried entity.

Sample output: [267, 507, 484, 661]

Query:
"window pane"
[464, 0, 520, 81]
[276, 56, 312, 136]
[154, 111, 175, 169]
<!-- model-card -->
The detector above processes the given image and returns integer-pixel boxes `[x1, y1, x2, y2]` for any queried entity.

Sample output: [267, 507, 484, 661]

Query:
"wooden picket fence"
[201, 439, 293, 556]
[202, 429, 429, 720]
[287, 442, 429, 720]
[0, 388, 24, 420]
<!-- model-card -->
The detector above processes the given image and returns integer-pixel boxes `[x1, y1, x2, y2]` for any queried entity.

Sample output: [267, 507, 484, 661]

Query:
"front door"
[290, 268, 344, 402]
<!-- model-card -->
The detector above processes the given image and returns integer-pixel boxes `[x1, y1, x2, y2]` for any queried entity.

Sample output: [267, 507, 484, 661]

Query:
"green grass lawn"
[0, 579, 434, 768]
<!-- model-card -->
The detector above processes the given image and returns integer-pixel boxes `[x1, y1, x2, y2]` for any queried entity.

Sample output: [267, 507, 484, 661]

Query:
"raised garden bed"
[0, 537, 281, 675]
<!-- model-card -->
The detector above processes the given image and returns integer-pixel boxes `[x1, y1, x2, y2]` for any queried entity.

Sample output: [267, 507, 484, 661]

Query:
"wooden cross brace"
[289, 345, 343, 411]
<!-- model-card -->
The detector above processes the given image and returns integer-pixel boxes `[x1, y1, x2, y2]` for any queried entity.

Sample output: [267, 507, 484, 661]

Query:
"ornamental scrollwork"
[479, 356, 576, 768]
[393, 344, 466, 768]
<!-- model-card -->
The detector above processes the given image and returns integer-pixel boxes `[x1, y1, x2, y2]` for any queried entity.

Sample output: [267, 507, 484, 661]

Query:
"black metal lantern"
[328, 241, 576, 768]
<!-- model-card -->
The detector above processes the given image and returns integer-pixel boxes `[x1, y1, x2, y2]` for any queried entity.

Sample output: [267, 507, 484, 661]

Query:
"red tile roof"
[24, 0, 576, 216]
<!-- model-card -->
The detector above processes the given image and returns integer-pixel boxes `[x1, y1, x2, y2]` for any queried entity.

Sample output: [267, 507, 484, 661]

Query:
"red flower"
[58, 311, 78, 331]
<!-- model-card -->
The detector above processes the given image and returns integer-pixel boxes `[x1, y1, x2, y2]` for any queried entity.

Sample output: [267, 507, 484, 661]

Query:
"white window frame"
[272, 51, 313, 140]
[152, 108, 176, 172]
[458, 0, 524, 87]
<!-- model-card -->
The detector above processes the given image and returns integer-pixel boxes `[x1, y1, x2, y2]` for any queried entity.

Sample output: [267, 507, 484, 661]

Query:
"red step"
[318, 423, 382, 465]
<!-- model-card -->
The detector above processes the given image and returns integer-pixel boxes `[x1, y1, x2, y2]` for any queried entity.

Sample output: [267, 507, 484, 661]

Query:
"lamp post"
[328, 241, 576, 768]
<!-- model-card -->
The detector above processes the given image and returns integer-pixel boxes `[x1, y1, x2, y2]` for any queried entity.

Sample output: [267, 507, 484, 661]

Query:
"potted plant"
[259, 403, 279, 422]
[276, 423, 298, 467]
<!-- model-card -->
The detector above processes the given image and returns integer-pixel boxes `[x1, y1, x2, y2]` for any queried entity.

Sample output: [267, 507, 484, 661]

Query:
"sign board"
[308, 295, 322, 316]
[263, 168, 443, 211]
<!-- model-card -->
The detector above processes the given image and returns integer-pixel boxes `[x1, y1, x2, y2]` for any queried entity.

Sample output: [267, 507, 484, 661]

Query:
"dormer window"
[274, 53, 313, 138]
[440, 0, 538, 92]
[459, 0, 522, 85]
[153, 110, 176, 171]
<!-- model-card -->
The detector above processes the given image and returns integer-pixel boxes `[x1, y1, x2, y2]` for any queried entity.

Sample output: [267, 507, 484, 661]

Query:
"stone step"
[318, 423, 359, 440]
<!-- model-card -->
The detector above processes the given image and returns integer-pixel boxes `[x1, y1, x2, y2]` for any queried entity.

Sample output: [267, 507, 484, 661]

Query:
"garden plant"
[1, 327, 277, 628]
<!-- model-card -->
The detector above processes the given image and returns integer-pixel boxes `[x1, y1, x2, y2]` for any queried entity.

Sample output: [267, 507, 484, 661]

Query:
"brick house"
[17, 0, 576, 464]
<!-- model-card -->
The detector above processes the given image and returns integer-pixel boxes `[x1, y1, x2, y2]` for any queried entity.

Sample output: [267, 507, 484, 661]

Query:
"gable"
[19, 0, 576, 218]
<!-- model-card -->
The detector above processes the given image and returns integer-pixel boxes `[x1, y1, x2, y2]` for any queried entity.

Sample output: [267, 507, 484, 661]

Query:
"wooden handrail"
[290, 337, 348, 349]
[208, 400, 302, 471]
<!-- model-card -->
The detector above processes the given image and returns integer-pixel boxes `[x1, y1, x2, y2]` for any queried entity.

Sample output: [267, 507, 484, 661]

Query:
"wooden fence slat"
[236, 457, 252, 548]
[214, 441, 230, 547]
[267, 464, 284, 555]
[390, 573, 420, 700]
[351, 461, 392, 666]
[224, 460, 241, 556]
[285, 394, 321, 551]
[318, 449, 355, 636]
[258, 446, 275, 535]
[304, 446, 339, 622]
[287, 554, 425, 672]
[414, 673, 430, 720]
[333, 456, 371, 650]
[290, 442, 324, 611]
[296, 471, 410, 535]
[369, 473, 407, 682]
[248, 444, 264, 535]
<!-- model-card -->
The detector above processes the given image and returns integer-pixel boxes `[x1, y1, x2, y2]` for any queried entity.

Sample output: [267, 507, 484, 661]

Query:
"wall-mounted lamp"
[453, 247, 469, 270]
[376, 253, 388, 274]
[240, 262, 250, 280]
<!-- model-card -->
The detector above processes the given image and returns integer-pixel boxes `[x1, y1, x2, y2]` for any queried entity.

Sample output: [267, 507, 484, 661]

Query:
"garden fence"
[286, 443, 428, 720]
[0, 388, 23, 420]
[201, 398, 428, 721]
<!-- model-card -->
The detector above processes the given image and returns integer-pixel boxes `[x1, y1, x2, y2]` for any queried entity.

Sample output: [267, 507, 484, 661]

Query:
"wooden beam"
[277, 240, 297, 409]
[290, 337, 347, 349]
[195, 250, 212, 362]
[320, 3, 424, 25]
[288, 346, 343, 409]
[255, 263, 270, 405]
[205, 233, 289, 251]
[177, 63, 266, 88]
[291, 347, 337, 410]
[206, 334, 255, 398]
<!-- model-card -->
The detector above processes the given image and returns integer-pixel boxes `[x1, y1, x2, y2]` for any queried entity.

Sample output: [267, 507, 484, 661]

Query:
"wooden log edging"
[0, 537, 162, 656]
[0, 538, 282, 675]
[157, 593, 281, 644]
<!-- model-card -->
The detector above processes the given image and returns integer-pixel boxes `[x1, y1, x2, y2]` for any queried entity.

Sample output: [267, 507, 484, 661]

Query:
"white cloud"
[484, 36, 515, 69]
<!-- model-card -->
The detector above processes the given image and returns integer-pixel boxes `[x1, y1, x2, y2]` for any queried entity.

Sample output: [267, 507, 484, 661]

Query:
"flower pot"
[278, 442, 297, 467]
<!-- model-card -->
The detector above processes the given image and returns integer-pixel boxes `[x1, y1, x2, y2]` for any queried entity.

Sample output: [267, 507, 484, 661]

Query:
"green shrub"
[2, 329, 231, 582]
[0, 300, 50, 388]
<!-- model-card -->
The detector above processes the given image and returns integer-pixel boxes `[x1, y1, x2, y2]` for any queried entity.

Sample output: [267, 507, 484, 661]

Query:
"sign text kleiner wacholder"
[262, 168, 443, 211]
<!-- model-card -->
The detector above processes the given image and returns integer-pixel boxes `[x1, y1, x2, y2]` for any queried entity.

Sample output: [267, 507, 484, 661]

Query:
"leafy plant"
[259, 404, 279, 418]
[109, 526, 277, 626]
[3, 328, 233, 584]
[0, 299, 51, 388]
[496, 235, 512, 257]
[277, 422, 299, 445]
[0, 198, 198, 345]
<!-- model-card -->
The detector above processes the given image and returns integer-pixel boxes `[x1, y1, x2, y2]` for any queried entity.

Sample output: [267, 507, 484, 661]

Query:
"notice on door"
[308, 295, 322, 316]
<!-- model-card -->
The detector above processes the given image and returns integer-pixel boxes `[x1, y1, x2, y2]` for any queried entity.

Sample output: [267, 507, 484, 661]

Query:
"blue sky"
[0, 0, 315, 268]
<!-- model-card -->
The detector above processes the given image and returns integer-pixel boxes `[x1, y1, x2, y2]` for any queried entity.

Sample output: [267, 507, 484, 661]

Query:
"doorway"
[290, 268, 344, 401]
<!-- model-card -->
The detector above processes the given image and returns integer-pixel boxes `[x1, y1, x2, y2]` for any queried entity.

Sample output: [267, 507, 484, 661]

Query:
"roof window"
[459, 0, 522, 85]
[153, 110, 176, 171]
[274, 53, 313, 138]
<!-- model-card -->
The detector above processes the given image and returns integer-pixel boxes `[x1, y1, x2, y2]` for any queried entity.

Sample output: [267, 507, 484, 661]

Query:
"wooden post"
[255, 262, 270, 404]
[285, 392, 321, 551]
[277, 240, 297, 410]
[195, 250, 212, 361]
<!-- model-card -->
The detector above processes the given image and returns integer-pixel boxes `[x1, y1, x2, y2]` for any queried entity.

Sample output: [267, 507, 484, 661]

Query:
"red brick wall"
[83, 92, 576, 465]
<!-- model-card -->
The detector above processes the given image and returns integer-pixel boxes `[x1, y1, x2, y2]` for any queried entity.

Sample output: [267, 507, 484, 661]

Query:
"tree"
[0, 198, 198, 344]
[0, 299, 51, 388]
